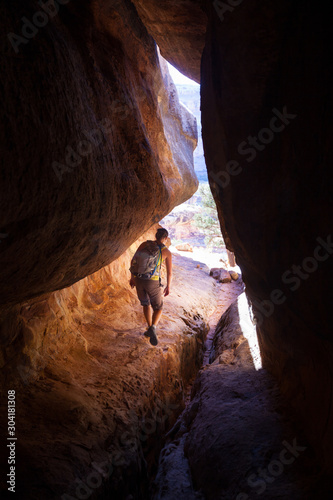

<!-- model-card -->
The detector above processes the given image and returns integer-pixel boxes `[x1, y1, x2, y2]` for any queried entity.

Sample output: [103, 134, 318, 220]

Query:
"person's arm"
[163, 249, 172, 296]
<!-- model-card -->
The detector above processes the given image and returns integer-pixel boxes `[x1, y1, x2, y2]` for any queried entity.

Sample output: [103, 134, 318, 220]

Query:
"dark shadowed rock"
[154, 296, 324, 499]
[201, 0, 333, 473]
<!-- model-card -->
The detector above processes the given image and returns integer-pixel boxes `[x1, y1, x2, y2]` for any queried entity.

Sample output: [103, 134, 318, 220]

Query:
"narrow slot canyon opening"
[163, 62, 234, 267]
[150, 65, 312, 500]
[1, 1, 333, 499]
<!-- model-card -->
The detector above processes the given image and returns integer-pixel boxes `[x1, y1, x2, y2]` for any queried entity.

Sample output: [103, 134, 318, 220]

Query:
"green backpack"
[130, 241, 162, 279]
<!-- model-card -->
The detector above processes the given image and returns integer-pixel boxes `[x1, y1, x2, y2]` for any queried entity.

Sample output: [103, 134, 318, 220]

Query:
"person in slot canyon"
[129, 228, 172, 346]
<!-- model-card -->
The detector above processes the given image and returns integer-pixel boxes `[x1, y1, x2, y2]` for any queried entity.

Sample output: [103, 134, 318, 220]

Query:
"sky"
[167, 62, 199, 87]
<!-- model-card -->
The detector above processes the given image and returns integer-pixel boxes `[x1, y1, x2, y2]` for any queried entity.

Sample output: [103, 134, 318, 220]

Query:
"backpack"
[130, 241, 162, 279]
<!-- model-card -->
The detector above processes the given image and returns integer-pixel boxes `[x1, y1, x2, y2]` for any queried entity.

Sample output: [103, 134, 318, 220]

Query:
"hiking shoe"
[147, 325, 158, 346]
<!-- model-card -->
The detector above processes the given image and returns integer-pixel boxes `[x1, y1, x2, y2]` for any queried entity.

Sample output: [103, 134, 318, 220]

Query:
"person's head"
[155, 227, 168, 243]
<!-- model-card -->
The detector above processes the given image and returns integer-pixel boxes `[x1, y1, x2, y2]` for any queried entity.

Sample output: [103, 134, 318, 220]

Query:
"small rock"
[229, 271, 239, 281]
[196, 264, 200, 268]
[210, 268, 232, 282]
[209, 267, 221, 279]
[219, 269, 232, 283]
[176, 243, 193, 252]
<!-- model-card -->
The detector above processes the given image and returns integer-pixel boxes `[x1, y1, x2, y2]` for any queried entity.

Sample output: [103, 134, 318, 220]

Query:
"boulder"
[229, 270, 239, 281]
[176, 243, 193, 252]
[209, 268, 232, 283]
[209, 267, 221, 279]
[154, 296, 317, 499]
[219, 269, 232, 283]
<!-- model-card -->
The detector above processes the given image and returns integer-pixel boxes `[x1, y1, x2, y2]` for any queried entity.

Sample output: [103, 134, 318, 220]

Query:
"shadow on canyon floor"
[152, 294, 333, 500]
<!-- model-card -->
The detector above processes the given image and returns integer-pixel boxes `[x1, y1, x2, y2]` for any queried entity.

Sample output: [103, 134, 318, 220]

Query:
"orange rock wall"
[0, 225, 216, 498]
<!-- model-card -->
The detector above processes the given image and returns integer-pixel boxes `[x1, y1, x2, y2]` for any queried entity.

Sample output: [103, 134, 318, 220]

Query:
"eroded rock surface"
[0, 226, 217, 499]
[153, 295, 327, 499]
[0, 0, 198, 307]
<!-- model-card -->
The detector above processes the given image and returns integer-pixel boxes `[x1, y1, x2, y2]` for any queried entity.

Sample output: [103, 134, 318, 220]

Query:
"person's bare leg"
[152, 309, 163, 327]
[143, 305, 152, 327]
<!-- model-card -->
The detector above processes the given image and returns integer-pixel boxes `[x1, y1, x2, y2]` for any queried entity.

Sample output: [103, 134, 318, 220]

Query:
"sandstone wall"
[0, 224, 217, 498]
[201, 0, 333, 471]
[0, 0, 198, 308]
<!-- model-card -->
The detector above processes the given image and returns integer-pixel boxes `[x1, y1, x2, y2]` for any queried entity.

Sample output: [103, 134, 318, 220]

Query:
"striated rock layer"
[202, 0, 333, 473]
[0, 0, 198, 307]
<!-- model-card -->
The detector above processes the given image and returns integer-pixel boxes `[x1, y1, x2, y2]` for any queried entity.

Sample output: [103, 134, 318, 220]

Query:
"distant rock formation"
[176, 84, 208, 182]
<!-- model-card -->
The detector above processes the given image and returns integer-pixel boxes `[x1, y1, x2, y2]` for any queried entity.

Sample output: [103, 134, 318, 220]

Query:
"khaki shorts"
[135, 278, 163, 310]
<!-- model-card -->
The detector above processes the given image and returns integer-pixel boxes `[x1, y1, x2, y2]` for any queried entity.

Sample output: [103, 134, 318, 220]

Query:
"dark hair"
[155, 228, 168, 241]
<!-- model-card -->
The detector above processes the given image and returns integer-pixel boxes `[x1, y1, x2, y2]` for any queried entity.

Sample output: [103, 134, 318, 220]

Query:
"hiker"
[129, 228, 172, 346]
